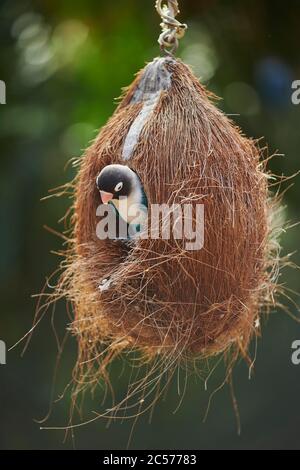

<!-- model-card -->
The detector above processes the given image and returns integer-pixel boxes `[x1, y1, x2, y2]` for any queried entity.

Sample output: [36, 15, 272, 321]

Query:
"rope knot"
[156, 0, 187, 55]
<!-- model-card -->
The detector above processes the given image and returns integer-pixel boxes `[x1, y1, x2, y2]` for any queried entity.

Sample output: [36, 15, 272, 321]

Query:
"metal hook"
[155, 0, 187, 56]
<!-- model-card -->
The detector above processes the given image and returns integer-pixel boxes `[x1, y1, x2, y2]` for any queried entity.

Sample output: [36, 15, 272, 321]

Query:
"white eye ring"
[114, 182, 123, 192]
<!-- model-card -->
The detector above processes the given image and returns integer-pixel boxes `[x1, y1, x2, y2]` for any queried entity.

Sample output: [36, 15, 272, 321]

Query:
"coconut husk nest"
[53, 57, 280, 413]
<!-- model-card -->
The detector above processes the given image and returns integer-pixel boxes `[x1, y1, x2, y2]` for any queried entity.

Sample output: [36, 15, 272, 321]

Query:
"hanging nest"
[55, 57, 280, 412]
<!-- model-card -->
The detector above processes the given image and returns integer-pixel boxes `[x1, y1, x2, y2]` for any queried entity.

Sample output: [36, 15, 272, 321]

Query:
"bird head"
[96, 164, 136, 204]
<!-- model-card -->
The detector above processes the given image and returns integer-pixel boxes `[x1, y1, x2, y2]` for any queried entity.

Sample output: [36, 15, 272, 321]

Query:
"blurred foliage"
[0, 0, 300, 450]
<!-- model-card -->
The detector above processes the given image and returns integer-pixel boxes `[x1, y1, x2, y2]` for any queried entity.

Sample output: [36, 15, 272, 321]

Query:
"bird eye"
[114, 182, 123, 192]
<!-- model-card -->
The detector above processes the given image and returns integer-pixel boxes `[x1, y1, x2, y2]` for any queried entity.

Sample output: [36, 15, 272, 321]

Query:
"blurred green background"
[1, 0, 300, 450]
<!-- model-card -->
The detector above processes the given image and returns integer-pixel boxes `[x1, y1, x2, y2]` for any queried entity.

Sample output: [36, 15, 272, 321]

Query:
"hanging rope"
[155, 0, 187, 56]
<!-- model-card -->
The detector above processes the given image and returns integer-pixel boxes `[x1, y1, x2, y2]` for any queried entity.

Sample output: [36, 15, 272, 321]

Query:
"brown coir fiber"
[55, 57, 280, 407]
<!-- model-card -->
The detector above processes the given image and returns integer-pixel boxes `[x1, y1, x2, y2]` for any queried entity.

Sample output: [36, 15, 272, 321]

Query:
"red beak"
[100, 190, 114, 204]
